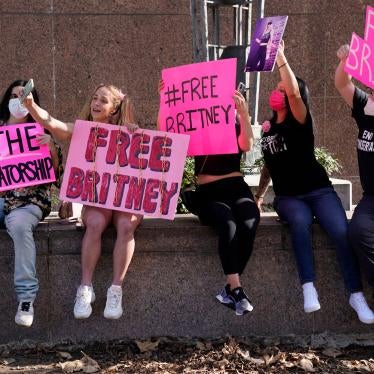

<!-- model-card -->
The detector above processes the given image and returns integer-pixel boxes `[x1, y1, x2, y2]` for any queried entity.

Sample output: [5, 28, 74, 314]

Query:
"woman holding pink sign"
[24, 84, 142, 320]
[157, 79, 260, 316]
[0, 80, 62, 327]
[192, 90, 260, 316]
[256, 41, 374, 324]
[335, 44, 374, 303]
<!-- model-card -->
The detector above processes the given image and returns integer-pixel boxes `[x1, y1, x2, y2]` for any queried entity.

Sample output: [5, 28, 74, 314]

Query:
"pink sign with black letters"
[159, 59, 238, 156]
[59, 120, 189, 220]
[0, 123, 55, 192]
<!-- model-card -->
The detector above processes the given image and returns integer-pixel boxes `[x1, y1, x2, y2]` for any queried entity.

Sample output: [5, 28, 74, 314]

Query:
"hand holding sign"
[337, 44, 350, 61]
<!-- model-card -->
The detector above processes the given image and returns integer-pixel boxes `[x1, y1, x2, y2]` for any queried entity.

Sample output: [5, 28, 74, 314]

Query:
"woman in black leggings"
[195, 90, 260, 316]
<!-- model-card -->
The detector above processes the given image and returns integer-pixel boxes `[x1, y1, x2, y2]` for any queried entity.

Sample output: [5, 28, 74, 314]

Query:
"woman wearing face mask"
[335, 44, 374, 300]
[23, 84, 142, 320]
[255, 41, 374, 324]
[0, 80, 62, 327]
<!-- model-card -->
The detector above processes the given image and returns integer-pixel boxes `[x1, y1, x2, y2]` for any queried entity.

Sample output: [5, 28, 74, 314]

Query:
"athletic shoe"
[74, 285, 95, 319]
[302, 282, 321, 313]
[349, 292, 374, 324]
[231, 287, 254, 316]
[15, 301, 34, 327]
[216, 284, 235, 310]
[104, 285, 123, 319]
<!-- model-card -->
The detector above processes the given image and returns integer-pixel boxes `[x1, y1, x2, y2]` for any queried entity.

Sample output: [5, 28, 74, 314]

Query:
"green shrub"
[247, 147, 342, 176]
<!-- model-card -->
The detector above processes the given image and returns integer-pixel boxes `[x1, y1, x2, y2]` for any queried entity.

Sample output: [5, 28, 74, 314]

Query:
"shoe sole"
[103, 311, 123, 319]
[216, 295, 235, 310]
[235, 305, 254, 316]
[304, 305, 321, 313]
[15, 319, 33, 327]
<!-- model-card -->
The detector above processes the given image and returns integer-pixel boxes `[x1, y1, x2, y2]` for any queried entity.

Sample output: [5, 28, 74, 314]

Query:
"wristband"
[278, 61, 288, 69]
[255, 194, 264, 199]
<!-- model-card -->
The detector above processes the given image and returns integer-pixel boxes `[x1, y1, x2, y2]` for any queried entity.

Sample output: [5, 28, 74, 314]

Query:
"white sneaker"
[349, 292, 374, 324]
[104, 285, 123, 319]
[15, 301, 34, 327]
[302, 282, 321, 313]
[74, 285, 95, 319]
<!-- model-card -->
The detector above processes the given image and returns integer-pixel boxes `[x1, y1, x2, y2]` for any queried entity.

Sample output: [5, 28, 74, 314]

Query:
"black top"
[195, 123, 242, 176]
[352, 87, 374, 195]
[261, 111, 331, 196]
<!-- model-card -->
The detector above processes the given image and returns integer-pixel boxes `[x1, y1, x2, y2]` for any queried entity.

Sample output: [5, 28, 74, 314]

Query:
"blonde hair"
[79, 84, 135, 125]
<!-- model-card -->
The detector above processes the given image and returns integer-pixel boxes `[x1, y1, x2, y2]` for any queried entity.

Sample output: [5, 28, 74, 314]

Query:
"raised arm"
[23, 94, 74, 141]
[276, 40, 307, 124]
[234, 90, 254, 152]
[334, 44, 355, 108]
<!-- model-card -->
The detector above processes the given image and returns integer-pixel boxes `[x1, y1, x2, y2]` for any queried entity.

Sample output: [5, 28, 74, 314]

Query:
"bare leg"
[111, 211, 142, 286]
[226, 274, 241, 289]
[80, 206, 112, 285]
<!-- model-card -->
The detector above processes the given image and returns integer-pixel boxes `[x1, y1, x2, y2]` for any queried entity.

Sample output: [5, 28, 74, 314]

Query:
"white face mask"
[364, 97, 374, 116]
[8, 98, 29, 119]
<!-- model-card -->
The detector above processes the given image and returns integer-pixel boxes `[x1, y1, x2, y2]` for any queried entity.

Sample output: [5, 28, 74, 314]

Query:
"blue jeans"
[5, 204, 43, 302]
[0, 198, 5, 227]
[274, 187, 362, 293]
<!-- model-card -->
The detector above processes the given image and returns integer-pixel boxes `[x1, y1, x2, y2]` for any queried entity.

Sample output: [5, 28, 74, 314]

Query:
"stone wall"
[1, 216, 374, 345]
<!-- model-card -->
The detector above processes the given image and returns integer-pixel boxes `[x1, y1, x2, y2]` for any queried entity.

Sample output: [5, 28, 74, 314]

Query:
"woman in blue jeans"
[256, 41, 374, 323]
[0, 80, 62, 327]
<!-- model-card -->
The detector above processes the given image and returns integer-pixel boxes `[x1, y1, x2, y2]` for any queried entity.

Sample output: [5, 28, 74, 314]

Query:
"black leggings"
[196, 177, 260, 275]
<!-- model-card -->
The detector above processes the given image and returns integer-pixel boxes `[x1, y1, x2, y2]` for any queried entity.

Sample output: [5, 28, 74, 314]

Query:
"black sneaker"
[231, 287, 254, 316]
[216, 284, 235, 310]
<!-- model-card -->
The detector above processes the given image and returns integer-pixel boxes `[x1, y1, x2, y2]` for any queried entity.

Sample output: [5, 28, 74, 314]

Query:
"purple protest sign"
[245, 15, 288, 73]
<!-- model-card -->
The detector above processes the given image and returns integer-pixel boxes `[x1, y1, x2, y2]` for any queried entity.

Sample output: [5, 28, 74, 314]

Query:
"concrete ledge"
[1, 214, 373, 345]
[245, 175, 353, 211]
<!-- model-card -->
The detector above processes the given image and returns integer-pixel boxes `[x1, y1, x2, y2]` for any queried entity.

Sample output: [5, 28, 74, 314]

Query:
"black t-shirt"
[261, 111, 331, 196]
[194, 123, 242, 176]
[352, 87, 374, 195]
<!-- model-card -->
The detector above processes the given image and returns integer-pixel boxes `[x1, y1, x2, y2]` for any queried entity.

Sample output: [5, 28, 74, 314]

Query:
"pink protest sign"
[345, 6, 374, 89]
[159, 59, 238, 156]
[365, 6, 374, 40]
[0, 123, 55, 192]
[60, 120, 189, 220]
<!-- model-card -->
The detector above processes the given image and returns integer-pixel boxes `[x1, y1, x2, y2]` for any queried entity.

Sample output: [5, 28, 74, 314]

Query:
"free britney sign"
[0, 123, 55, 192]
[345, 6, 374, 89]
[59, 121, 189, 220]
[159, 59, 238, 156]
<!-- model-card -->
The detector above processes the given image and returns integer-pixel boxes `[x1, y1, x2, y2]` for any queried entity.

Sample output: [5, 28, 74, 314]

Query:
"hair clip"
[118, 90, 126, 101]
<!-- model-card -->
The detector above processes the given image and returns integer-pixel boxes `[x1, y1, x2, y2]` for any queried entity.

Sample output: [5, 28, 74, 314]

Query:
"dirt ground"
[1, 337, 374, 373]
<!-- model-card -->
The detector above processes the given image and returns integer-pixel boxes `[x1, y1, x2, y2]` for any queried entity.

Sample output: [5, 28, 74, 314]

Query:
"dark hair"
[271, 77, 311, 122]
[0, 80, 40, 124]
[267, 21, 273, 25]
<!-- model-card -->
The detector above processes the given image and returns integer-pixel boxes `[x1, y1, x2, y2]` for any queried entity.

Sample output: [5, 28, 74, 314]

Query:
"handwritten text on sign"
[59, 121, 189, 220]
[0, 123, 55, 192]
[345, 6, 374, 89]
[159, 59, 237, 156]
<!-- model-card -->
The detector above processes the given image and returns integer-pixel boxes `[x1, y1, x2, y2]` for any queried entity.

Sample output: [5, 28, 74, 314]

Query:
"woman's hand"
[276, 39, 286, 65]
[255, 196, 264, 212]
[233, 90, 249, 117]
[126, 123, 139, 133]
[337, 44, 350, 61]
[158, 79, 165, 95]
[22, 92, 35, 111]
[36, 133, 52, 146]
